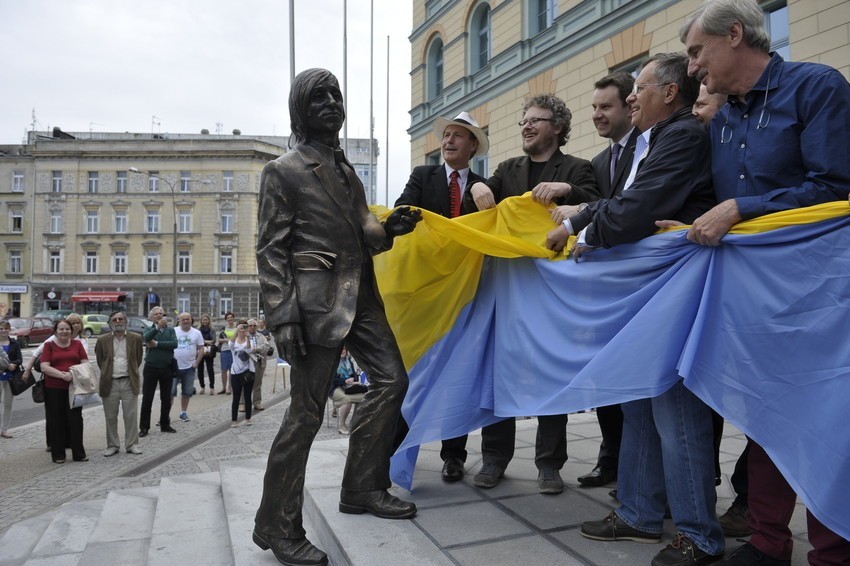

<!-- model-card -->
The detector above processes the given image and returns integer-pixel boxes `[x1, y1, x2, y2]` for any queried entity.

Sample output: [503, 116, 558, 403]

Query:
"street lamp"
[128, 168, 211, 316]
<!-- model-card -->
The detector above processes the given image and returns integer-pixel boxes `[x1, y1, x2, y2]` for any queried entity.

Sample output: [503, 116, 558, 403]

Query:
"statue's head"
[289, 68, 345, 145]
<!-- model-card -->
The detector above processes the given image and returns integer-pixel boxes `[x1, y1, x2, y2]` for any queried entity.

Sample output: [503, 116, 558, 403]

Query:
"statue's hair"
[289, 68, 342, 145]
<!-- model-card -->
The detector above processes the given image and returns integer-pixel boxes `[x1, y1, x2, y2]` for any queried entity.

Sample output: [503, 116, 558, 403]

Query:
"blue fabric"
[710, 53, 850, 218]
[390, 215, 850, 541]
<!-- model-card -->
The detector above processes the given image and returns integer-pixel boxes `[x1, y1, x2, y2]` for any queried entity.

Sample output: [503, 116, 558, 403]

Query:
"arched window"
[427, 37, 444, 100]
[470, 4, 491, 73]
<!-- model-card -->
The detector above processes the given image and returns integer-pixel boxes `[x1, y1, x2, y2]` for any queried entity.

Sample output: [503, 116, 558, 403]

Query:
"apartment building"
[409, 0, 848, 169]
[0, 130, 378, 318]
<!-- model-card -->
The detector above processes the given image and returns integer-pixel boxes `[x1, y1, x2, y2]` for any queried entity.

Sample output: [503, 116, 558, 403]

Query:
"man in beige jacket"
[95, 311, 144, 456]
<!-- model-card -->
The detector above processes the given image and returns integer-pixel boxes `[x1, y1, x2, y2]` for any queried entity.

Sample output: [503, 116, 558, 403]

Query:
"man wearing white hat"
[395, 111, 488, 218]
[395, 111, 514, 485]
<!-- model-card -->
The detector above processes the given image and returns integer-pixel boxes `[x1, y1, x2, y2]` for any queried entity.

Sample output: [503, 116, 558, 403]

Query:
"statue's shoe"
[252, 530, 328, 566]
[339, 488, 417, 519]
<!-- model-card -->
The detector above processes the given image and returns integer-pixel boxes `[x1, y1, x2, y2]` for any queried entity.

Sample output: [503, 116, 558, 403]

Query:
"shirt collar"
[444, 164, 471, 188]
[614, 127, 635, 149]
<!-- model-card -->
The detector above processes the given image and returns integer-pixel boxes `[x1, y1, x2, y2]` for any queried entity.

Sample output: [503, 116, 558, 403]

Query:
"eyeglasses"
[719, 58, 776, 144]
[631, 82, 671, 95]
[517, 117, 553, 128]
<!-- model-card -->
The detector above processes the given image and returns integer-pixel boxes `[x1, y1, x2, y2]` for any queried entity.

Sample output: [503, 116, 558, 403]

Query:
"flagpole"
[369, 0, 375, 204]
[343, 0, 348, 153]
[385, 34, 390, 207]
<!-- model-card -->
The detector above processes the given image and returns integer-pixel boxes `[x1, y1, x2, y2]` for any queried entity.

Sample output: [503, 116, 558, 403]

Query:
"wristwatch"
[577, 203, 589, 213]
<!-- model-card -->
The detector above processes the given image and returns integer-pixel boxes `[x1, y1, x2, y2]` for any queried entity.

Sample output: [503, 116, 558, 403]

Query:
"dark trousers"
[595, 404, 623, 471]
[442, 414, 568, 471]
[198, 356, 215, 389]
[45, 386, 85, 461]
[441, 418, 516, 466]
[140, 363, 173, 430]
[730, 443, 749, 506]
[231, 371, 254, 421]
[254, 291, 408, 539]
[748, 440, 850, 564]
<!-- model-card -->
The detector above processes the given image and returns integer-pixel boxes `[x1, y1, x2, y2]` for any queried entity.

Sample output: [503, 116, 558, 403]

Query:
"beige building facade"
[0, 131, 378, 319]
[409, 0, 849, 170]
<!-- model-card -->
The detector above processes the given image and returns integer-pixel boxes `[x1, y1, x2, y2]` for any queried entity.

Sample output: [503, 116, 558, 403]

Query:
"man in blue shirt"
[678, 1, 850, 564]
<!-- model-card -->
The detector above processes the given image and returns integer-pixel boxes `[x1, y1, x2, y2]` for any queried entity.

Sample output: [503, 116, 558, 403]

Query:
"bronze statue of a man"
[253, 68, 421, 566]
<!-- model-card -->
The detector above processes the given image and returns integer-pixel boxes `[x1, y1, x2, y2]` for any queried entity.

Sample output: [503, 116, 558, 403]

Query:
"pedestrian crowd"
[1, 308, 276, 462]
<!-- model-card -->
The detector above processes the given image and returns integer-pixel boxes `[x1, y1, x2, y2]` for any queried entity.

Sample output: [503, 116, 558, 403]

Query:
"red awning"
[71, 292, 127, 303]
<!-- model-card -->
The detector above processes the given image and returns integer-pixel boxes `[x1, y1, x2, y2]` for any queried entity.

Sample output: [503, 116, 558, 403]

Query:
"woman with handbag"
[23, 313, 90, 452]
[40, 319, 89, 464]
[0, 320, 23, 438]
[198, 313, 216, 395]
[217, 312, 237, 395]
[229, 321, 255, 427]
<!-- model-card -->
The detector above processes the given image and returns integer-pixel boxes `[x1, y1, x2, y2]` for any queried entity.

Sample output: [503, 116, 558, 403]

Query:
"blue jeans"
[615, 379, 724, 556]
[171, 368, 196, 398]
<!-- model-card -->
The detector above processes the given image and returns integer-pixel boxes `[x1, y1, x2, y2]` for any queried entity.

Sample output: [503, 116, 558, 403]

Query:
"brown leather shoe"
[252, 530, 328, 566]
[718, 501, 751, 537]
[580, 512, 661, 543]
[339, 489, 417, 519]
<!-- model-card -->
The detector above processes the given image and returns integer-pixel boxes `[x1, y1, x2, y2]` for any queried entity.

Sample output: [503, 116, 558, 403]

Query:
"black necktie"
[609, 143, 621, 186]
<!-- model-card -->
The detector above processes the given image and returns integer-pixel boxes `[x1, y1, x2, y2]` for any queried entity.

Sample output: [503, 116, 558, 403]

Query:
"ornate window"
[427, 37, 444, 100]
[470, 3, 491, 73]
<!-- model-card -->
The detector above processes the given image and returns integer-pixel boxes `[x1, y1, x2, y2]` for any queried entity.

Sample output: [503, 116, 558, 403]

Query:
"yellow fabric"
[373, 198, 850, 369]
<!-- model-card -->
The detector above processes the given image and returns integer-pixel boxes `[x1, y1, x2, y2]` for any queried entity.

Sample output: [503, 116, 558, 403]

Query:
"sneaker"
[200, 387, 206, 394]
[179, 411, 190, 422]
[473, 461, 505, 489]
[103, 447, 119, 457]
[126, 445, 142, 455]
[718, 501, 751, 537]
[651, 533, 722, 566]
[723, 542, 790, 566]
[580, 512, 662, 543]
[537, 467, 564, 494]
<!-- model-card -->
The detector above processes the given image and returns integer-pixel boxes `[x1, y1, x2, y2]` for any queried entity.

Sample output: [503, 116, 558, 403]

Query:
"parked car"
[126, 316, 153, 335]
[80, 314, 110, 337]
[8, 317, 54, 348]
[34, 310, 75, 322]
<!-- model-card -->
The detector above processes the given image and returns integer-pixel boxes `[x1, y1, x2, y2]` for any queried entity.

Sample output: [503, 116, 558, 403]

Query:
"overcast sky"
[0, 0, 413, 204]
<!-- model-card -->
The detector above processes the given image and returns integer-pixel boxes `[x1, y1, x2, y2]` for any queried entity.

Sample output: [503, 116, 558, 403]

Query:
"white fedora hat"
[432, 111, 489, 156]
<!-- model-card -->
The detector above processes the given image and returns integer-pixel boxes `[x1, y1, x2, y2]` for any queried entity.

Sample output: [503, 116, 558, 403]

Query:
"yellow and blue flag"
[373, 196, 850, 541]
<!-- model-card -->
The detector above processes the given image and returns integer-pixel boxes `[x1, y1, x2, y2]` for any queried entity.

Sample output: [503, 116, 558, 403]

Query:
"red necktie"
[449, 170, 461, 218]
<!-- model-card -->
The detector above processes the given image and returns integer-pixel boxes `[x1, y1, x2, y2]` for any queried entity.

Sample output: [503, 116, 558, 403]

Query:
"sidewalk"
[0, 360, 291, 534]
[0, 365, 815, 564]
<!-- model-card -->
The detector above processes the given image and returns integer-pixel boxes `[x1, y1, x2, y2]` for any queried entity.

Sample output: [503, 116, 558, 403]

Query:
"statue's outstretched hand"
[384, 206, 422, 237]
[274, 322, 306, 362]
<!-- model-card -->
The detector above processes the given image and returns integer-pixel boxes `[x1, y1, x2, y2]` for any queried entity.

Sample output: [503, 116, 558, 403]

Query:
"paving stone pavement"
[0, 359, 817, 564]
[0, 361, 301, 534]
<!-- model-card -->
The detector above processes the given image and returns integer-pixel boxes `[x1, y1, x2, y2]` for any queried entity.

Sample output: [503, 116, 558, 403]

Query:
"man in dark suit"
[396, 111, 488, 218]
[253, 68, 422, 566]
[465, 94, 601, 495]
[574, 72, 640, 489]
[396, 112, 518, 485]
